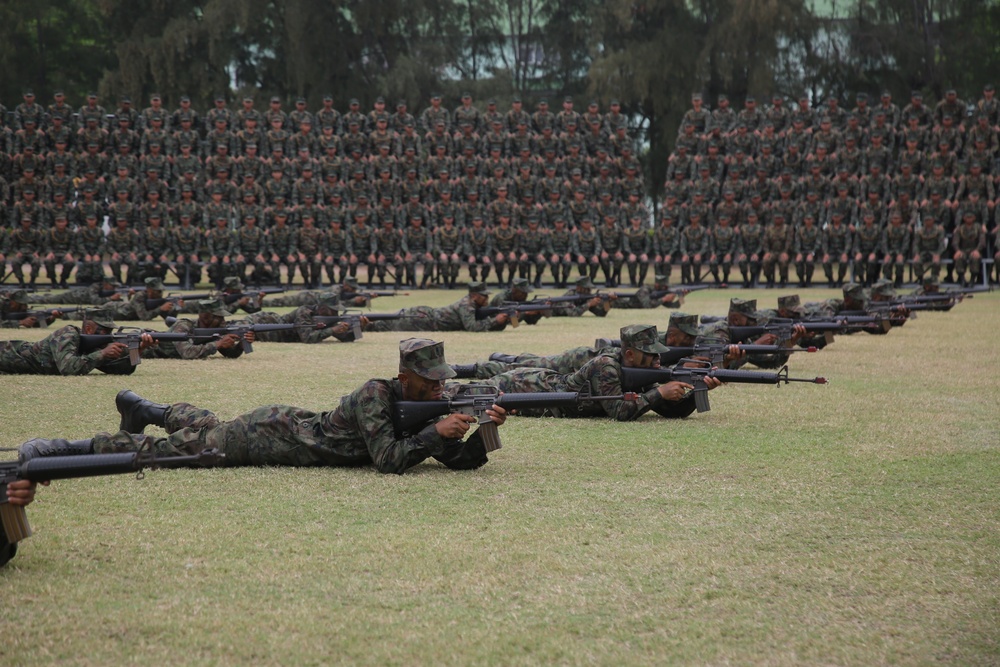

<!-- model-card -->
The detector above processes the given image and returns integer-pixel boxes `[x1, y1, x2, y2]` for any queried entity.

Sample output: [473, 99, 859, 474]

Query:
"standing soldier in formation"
[911, 213, 946, 282]
[679, 213, 709, 285]
[597, 213, 625, 287]
[517, 215, 548, 288]
[761, 212, 793, 288]
[794, 213, 822, 288]
[737, 210, 765, 288]
[74, 213, 106, 285]
[621, 214, 651, 287]
[206, 216, 235, 289]
[233, 213, 269, 285]
[106, 217, 140, 286]
[402, 213, 435, 289]
[950, 209, 986, 286]
[172, 212, 203, 289]
[821, 211, 852, 288]
[139, 213, 172, 282]
[347, 210, 377, 285]
[571, 217, 601, 284]
[490, 214, 519, 288]
[881, 211, 911, 287]
[43, 214, 75, 288]
[320, 216, 349, 287]
[652, 213, 680, 286]
[295, 214, 325, 289]
[433, 214, 464, 289]
[462, 215, 493, 284]
[374, 218, 404, 288]
[852, 211, 884, 286]
[708, 213, 738, 285]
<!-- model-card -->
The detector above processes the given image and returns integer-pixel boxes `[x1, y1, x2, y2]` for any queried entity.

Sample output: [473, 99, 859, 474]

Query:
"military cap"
[870, 280, 896, 299]
[668, 312, 700, 337]
[198, 298, 230, 317]
[575, 275, 596, 289]
[921, 275, 940, 286]
[777, 294, 805, 315]
[843, 283, 866, 301]
[7, 289, 29, 305]
[342, 276, 360, 289]
[468, 281, 490, 296]
[398, 338, 455, 380]
[510, 277, 533, 293]
[729, 298, 757, 317]
[143, 276, 165, 291]
[512, 95, 522, 103]
[223, 276, 245, 291]
[620, 324, 669, 354]
[85, 308, 116, 329]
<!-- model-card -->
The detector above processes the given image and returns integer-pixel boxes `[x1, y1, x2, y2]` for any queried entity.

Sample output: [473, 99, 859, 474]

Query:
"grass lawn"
[1, 287, 998, 666]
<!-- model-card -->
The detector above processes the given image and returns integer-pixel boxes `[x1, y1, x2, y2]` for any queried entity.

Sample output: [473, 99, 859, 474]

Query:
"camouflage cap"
[729, 298, 757, 317]
[620, 324, 669, 354]
[317, 293, 341, 310]
[144, 276, 166, 291]
[343, 276, 360, 289]
[575, 275, 595, 289]
[653, 274, 671, 287]
[668, 312, 700, 337]
[777, 294, 805, 315]
[921, 275, 940, 287]
[7, 289, 29, 304]
[870, 280, 896, 298]
[198, 298, 230, 317]
[399, 338, 456, 380]
[84, 308, 116, 329]
[468, 281, 490, 296]
[510, 277, 533, 293]
[843, 282, 866, 302]
[223, 276, 245, 291]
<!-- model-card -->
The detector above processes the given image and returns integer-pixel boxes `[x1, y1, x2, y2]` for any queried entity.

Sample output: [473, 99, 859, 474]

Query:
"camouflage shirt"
[0, 325, 135, 375]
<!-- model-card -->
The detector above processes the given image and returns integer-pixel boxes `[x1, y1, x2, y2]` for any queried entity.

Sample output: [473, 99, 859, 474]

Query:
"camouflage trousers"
[472, 345, 605, 378]
[92, 402, 329, 467]
[365, 305, 438, 331]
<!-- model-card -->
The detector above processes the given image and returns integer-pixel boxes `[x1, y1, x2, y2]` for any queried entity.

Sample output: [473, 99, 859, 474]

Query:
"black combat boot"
[450, 363, 478, 379]
[19, 438, 95, 460]
[116, 390, 169, 434]
[488, 353, 518, 364]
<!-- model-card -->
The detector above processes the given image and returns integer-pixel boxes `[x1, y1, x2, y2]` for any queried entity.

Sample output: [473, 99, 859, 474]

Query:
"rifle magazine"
[0, 503, 32, 543]
[477, 422, 503, 452]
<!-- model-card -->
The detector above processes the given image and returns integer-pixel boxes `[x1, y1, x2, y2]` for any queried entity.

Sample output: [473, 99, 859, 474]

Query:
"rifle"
[593, 339, 818, 366]
[3, 307, 82, 323]
[728, 320, 864, 344]
[609, 284, 712, 301]
[220, 287, 286, 305]
[620, 365, 827, 413]
[79, 327, 197, 365]
[354, 289, 410, 305]
[527, 292, 615, 306]
[184, 322, 309, 353]
[314, 310, 405, 340]
[144, 294, 211, 311]
[393, 385, 639, 452]
[0, 448, 224, 567]
[475, 303, 557, 327]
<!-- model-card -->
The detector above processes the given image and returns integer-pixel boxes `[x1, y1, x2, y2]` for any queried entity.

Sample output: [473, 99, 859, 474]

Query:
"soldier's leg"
[44, 260, 57, 284]
[638, 259, 649, 286]
[612, 256, 625, 286]
[778, 257, 789, 287]
[761, 255, 775, 287]
[836, 259, 848, 286]
[680, 258, 692, 285]
[738, 258, 750, 287]
[721, 260, 731, 284]
[930, 256, 941, 280]
[599, 257, 613, 286]
[709, 260, 721, 284]
[533, 258, 545, 288]
[823, 260, 835, 286]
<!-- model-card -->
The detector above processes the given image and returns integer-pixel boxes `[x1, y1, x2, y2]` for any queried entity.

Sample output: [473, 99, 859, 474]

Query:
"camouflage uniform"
[93, 340, 491, 474]
[708, 220, 739, 285]
[373, 223, 404, 288]
[0, 325, 135, 375]
[433, 222, 464, 289]
[881, 218, 912, 286]
[463, 222, 494, 283]
[679, 221, 709, 285]
[793, 219, 823, 287]
[951, 218, 986, 285]
[172, 220, 203, 289]
[821, 220, 852, 287]
[761, 218, 794, 287]
[912, 220, 945, 281]
[652, 219, 680, 284]
[366, 291, 507, 333]
[852, 220, 885, 286]
[105, 224, 141, 285]
[244, 306, 355, 344]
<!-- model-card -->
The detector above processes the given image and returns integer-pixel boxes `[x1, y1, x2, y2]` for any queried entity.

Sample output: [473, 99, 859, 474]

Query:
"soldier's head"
[197, 298, 231, 328]
[870, 280, 897, 302]
[777, 295, 806, 319]
[574, 275, 595, 294]
[727, 298, 757, 327]
[144, 276, 166, 297]
[467, 281, 491, 307]
[842, 283, 867, 310]
[82, 309, 116, 335]
[398, 338, 455, 400]
[665, 312, 700, 347]
[510, 277, 533, 300]
[620, 324, 669, 369]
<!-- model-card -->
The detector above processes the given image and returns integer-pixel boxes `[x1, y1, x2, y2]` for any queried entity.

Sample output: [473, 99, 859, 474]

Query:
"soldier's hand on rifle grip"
[6, 479, 46, 507]
[435, 413, 477, 439]
[216, 334, 241, 350]
[244, 331, 256, 343]
[19, 316, 38, 328]
[658, 381, 694, 402]
[495, 313, 510, 325]
[100, 341, 129, 360]
[756, 333, 779, 346]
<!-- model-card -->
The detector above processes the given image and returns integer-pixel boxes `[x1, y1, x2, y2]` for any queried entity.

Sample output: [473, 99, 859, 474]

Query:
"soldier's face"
[665, 329, 694, 347]
[400, 370, 445, 401]
[623, 348, 659, 369]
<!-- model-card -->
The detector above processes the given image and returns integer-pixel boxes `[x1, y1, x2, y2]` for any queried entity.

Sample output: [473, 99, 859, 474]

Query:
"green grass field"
[1, 287, 998, 666]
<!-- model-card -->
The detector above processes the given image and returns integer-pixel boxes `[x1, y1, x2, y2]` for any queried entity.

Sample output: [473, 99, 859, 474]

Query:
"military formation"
[665, 89, 1000, 288]
[3, 87, 996, 296]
